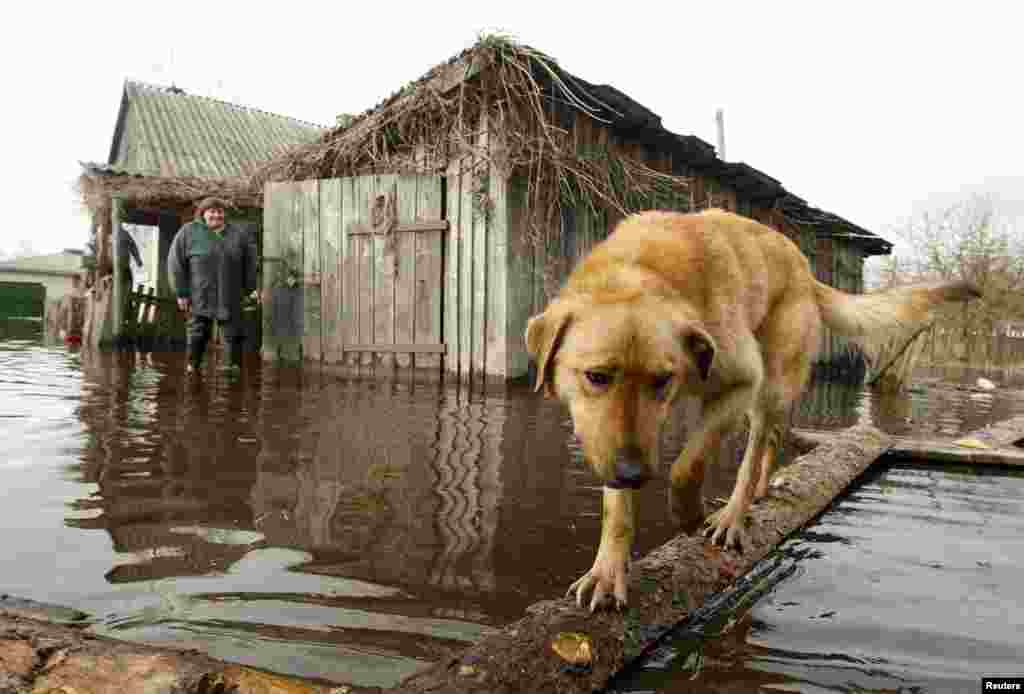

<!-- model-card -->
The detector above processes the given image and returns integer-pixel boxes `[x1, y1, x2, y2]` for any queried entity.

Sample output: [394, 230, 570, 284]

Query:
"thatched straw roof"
[251, 36, 697, 236]
[77, 37, 888, 256]
[251, 35, 889, 254]
[77, 163, 263, 215]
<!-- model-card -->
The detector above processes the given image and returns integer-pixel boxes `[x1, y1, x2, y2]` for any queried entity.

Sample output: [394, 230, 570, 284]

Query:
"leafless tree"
[873, 194, 1024, 366]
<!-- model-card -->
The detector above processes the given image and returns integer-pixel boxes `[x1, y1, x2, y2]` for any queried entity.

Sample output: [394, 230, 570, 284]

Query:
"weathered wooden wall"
[263, 107, 872, 380]
[813, 235, 867, 369]
[262, 175, 449, 370]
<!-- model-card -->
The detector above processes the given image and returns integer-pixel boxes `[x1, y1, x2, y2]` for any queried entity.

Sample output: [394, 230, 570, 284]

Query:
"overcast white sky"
[2, 1, 1020, 260]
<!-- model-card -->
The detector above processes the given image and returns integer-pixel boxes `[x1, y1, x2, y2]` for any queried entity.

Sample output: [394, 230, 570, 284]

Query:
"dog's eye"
[584, 370, 612, 387]
[652, 373, 673, 392]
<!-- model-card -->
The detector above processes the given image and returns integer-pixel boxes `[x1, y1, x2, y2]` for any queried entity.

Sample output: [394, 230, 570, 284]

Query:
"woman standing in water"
[168, 197, 258, 375]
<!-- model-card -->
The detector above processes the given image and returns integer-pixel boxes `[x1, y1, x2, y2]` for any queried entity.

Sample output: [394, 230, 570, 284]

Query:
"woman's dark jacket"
[167, 221, 258, 330]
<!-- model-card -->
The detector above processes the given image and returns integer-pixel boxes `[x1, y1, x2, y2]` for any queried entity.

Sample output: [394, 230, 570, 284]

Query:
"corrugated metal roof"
[108, 81, 325, 179]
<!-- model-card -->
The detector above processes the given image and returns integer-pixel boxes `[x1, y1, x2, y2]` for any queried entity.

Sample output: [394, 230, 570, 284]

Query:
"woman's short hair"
[194, 197, 231, 219]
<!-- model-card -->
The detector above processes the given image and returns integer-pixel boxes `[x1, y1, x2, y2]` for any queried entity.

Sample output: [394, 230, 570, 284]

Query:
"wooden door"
[262, 175, 447, 367]
[341, 174, 446, 367]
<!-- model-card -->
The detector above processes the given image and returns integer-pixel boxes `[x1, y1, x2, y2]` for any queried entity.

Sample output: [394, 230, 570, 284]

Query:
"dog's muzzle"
[606, 447, 651, 489]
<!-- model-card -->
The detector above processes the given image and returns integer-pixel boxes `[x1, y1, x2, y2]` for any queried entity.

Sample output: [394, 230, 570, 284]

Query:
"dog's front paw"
[567, 554, 629, 612]
[703, 502, 749, 552]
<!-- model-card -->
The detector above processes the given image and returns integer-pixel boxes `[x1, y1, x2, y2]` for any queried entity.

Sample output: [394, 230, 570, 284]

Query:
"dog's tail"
[814, 279, 981, 355]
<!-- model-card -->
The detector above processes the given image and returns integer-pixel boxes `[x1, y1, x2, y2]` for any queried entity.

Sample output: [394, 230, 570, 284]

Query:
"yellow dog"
[526, 209, 979, 611]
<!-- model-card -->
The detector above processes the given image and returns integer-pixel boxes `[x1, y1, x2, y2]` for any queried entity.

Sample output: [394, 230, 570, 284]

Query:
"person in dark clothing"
[168, 197, 258, 374]
[116, 225, 144, 317]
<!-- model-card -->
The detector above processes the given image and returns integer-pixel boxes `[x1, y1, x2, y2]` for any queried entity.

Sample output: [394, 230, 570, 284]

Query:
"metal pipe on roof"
[715, 108, 726, 161]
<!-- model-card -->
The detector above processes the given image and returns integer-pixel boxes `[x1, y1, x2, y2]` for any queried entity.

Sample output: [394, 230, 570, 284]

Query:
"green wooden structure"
[259, 38, 893, 381]
[0, 281, 45, 319]
[78, 80, 324, 348]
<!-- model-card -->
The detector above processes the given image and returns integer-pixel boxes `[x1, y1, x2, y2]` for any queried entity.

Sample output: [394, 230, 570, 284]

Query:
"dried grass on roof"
[76, 168, 261, 218]
[251, 35, 690, 246]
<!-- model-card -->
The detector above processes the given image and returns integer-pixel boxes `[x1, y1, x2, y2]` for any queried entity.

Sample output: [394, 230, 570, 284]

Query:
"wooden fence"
[123, 284, 187, 346]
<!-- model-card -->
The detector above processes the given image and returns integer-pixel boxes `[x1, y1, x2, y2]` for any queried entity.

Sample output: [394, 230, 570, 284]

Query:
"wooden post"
[504, 175, 534, 380]
[157, 212, 178, 298]
[111, 197, 125, 345]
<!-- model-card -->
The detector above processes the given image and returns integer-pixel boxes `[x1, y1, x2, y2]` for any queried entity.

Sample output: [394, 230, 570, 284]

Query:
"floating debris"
[551, 631, 594, 666]
[953, 437, 991, 450]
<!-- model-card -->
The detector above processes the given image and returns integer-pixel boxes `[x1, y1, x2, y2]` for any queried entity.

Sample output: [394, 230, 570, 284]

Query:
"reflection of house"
[66, 348, 262, 582]
[77, 80, 324, 346]
[250, 378, 503, 599]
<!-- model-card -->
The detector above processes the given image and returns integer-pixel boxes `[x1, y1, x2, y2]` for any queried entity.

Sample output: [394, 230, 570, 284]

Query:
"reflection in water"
[3, 331, 1024, 688]
[69, 349, 260, 583]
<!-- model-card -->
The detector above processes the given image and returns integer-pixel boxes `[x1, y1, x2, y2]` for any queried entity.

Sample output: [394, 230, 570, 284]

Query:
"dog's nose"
[611, 447, 650, 489]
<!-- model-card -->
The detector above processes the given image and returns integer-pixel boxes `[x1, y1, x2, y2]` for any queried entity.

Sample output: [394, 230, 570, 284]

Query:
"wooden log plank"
[301, 179, 321, 363]
[458, 154, 476, 382]
[121, 283, 138, 342]
[794, 416, 1024, 467]
[416, 175, 444, 371]
[340, 177, 358, 365]
[342, 343, 446, 354]
[374, 174, 398, 366]
[504, 175, 534, 380]
[393, 425, 893, 694]
[261, 182, 282, 360]
[134, 286, 146, 326]
[395, 175, 419, 369]
[444, 158, 463, 377]
[141, 286, 156, 339]
[485, 155, 508, 379]
[0, 608, 339, 693]
[111, 199, 125, 343]
[355, 176, 374, 365]
[145, 288, 159, 339]
[320, 178, 342, 364]
[270, 182, 303, 362]
[532, 211, 548, 326]
[472, 119, 489, 380]
[347, 220, 449, 235]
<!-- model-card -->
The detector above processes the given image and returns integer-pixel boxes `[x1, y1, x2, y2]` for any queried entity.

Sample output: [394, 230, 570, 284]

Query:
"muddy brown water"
[2, 319, 1023, 690]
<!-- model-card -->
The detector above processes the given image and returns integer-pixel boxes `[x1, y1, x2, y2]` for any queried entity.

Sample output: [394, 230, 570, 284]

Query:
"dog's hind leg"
[668, 426, 719, 532]
[669, 399, 740, 532]
[754, 296, 820, 500]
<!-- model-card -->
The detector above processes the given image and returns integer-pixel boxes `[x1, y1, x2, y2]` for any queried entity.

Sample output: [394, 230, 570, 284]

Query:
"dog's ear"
[682, 325, 716, 381]
[525, 305, 572, 396]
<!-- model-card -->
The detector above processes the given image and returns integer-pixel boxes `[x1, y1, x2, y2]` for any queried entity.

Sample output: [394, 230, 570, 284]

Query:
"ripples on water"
[1, 323, 1023, 690]
[608, 463, 1024, 693]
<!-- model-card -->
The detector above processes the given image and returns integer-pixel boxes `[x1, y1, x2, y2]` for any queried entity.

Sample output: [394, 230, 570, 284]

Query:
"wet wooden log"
[0, 598, 370, 694]
[392, 424, 892, 694]
[794, 414, 1024, 468]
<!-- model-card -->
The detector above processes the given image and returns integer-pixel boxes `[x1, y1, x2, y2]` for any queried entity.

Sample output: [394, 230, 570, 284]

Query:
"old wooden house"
[78, 80, 324, 348]
[256, 37, 891, 381]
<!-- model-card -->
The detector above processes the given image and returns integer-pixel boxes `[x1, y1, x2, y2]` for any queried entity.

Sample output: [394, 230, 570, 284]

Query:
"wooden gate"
[262, 175, 447, 367]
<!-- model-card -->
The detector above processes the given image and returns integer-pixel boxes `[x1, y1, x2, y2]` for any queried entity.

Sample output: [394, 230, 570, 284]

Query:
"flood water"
[2, 319, 1024, 690]
[608, 462, 1024, 693]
